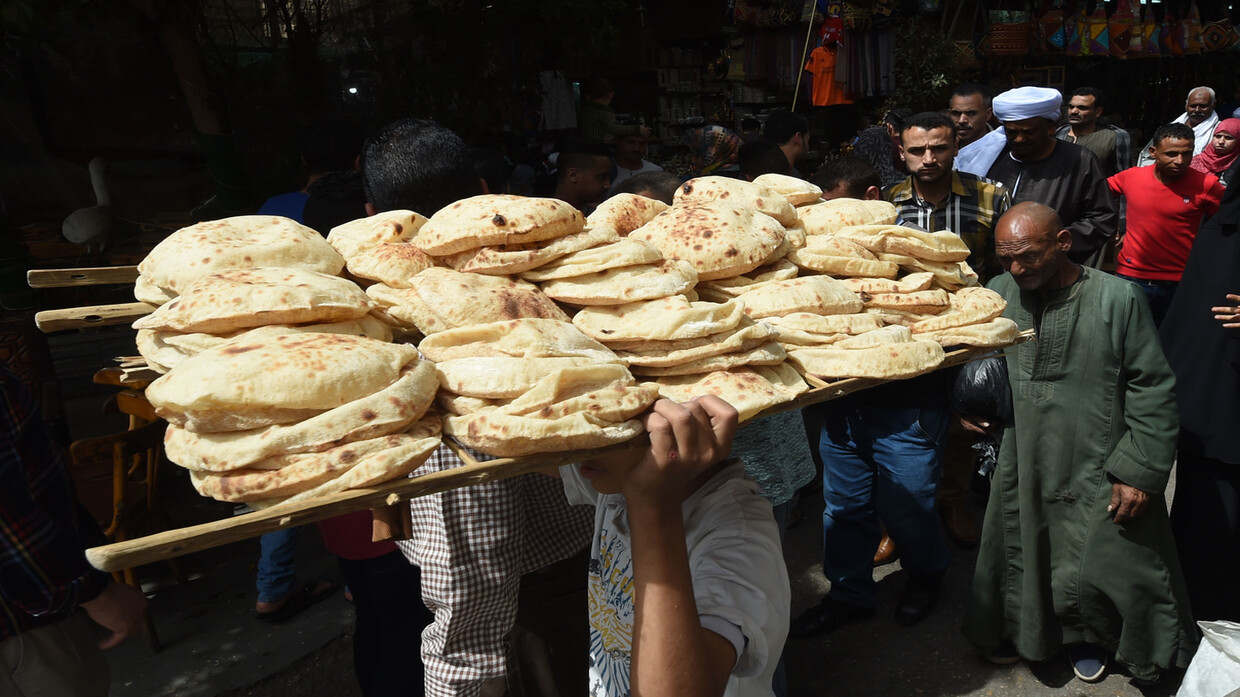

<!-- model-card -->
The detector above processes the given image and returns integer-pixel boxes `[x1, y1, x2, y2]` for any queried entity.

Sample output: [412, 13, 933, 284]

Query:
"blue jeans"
[256, 528, 299, 603]
[819, 403, 951, 608]
[1116, 274, 1177, 327]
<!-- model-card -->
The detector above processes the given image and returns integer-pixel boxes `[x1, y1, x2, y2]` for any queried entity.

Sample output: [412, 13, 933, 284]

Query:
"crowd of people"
[4, 77, 1240, 697]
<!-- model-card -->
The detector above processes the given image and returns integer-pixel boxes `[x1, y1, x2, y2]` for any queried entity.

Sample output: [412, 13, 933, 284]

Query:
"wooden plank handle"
[27, 266, 140, 288]
[83, 333, 1034, 573]
[34, 303, 155, 332]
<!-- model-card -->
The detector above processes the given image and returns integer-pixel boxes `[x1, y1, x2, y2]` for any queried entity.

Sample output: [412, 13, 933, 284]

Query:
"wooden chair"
[70, 419, 169, 651]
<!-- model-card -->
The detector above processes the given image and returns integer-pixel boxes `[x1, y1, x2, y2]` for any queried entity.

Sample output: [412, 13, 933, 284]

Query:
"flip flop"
[255, 580, 338, 623]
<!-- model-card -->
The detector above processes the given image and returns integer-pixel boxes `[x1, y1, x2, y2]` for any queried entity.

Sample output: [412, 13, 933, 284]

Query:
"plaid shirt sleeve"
[398, 445, 593, 697]
[0, 367, 109, 640]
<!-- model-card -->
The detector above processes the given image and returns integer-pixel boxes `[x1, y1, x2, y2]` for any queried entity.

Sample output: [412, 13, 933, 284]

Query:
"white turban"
[956, 86, 1063, 176]
[992, 86, 1063, 123]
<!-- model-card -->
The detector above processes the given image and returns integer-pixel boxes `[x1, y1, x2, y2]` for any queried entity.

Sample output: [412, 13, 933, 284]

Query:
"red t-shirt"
[1107, 166, 1223, 281]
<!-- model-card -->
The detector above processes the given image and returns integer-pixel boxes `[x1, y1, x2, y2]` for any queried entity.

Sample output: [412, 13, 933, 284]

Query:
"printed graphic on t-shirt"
[588, 519, 635, 697]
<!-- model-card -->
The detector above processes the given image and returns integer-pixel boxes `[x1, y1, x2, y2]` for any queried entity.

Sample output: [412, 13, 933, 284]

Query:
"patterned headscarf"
[1191, 118, 1240, 175]
[686, 125, 742, 175]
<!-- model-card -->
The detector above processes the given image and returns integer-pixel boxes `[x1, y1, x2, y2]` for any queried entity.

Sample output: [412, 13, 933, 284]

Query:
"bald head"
[995, 202, 1077, 293]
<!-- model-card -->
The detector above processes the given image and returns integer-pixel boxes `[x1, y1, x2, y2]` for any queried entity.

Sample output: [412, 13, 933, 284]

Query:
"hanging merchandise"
[1142, 7, 1161, 55]
[1202, 17, 1240, 52]
[1082, 4, 1109, 55]
[843, 1, 873, 31]
[1109, 0, 1136, 58]
[984, 8, 1032, 56]
[872, 0, 898, 28]
[955, 39, 983, 69]
[1183, 1, 1204, 54]
[1039, 4, 1067, 53]
[805, 44, 854, 105]
[1162, 11, 1185, 55]
[1127, 0, 1146, 54]
[1065, 7, 1084, 56]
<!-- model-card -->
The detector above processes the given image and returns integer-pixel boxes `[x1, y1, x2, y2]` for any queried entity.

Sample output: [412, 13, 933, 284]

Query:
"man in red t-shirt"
[1108, 122, 1224, 325]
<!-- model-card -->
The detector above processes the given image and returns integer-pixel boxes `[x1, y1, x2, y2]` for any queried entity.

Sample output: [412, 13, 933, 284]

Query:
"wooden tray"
[83, 334, 1031, 573]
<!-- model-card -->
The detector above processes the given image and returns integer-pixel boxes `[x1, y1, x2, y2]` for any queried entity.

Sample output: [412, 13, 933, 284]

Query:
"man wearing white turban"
[1135, 86, 1219, 166]
[958, 86, 1117, 265]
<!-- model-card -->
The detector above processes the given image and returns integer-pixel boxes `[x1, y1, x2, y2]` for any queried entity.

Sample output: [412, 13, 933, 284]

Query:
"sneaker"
[1068, 644, 1107, 682]
[985, 641, 1021, 665]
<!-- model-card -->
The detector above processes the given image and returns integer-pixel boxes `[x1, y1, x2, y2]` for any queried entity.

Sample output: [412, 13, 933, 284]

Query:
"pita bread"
[188, 416, 441, 503]
[876, 253, 980, 289]
[418, 318, 617, 362]
[444, 411, 644, 458]
[134, 275, 176, 306]
[434, 356, 601, 399]
[787, 340, 945, 380]
[444, 225, 617, 276]
[674, 176, 799, 226]
[137, 216, 345, 299]
[437, 392, 496, 415]
[753, 173, 824, 207]
[587, 194, 671, 236]
[865, 307, 934, 327]
[700, 259, 800, 292]
[765, 312, 882, 336]
[650, 362, 809, 422]
[833, 225, 971, 262]
[416, 194, 584, 255]
[164, 362, 437, 471]
[798, 199, 898, 235]
[538, 259, 698, 306]
[487, 365, 657, 422]
[628, 341, 786, 377]
[920, 317, 1019, 347]
[328, 210, 426, 250]
[572, 295, 746, 342]
[340, 243, 438, 288]
[841, 272, 936, 294]
[246, 414, 443, 509]
[630, 201, 786, 281]
[132, 267, 374, 334]
[909, 286, 1007, 333]
[786, 248, 900, 278]
[136, 316, 393, 374]
[146, 333, 425, 432]
[733, 276, 863, 319]
[783, 220, 807, 249]
[367, 268, 569, 334]
[519, 238, 664, 282]
[832, 325, 913, 349]
[614, 321, 777, 367]
[862, 289, 951, 314]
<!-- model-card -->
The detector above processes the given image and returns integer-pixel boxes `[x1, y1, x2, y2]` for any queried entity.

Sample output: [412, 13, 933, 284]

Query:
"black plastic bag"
[949, 353, 1014, 428]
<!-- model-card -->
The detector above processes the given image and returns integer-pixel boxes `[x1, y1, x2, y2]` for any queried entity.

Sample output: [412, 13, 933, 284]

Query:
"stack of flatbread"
[134, 215, 345, 306]
[367, 267, 570, 336]
[571, 295, 808, 421]
[146, 332, 441, 507]
[521, 238, 698, 306]
[410, 194, 617, 276]
[418, 318, 659, 457]
[326, 210, 437, 287]
[786, 325, 947, 380]
[586, 194, 670, 237]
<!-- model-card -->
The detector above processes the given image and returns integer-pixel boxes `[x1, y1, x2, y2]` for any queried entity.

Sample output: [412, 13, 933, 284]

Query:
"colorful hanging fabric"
[1039, 7, 1067, 51]
[1109, 1, 1136, 57]
[1183, 2, 1204, 53]
[1142, 10, 1161, 55]
[1162, 12, 1184, 55]
[1065, 7, 1085, 56]
[1127, 0, 1146, 54]
[1202, 19, 1240, 52]
[1083, 5, 1109, 55]
[985, 9, 1032, 56]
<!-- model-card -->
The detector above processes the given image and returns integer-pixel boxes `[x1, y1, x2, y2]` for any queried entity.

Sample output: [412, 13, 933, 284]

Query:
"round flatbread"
[674, 176, 798, 226]
[538, 259, 698, 306]
[628, 341, 787, 377]
[734, 276, 863, 319]
[629, 201, 785, 281]
[367, 267, 569, 334]
[920, 317, 1019, 347]
[444, 225, 618, 276]
[132, 267, 374, 335]
[137, 215, 344, 299]
[519, 238, 664, 282]
[416, 194, 584, 256]
[909, 286, 1007, 333]
[650, 362, 809, 422]
[587, 194, 670, 236]
[418, 318, 617, 362]
[434, 356, 600, 399]
[753, 173, 824, 207]
[797, 199, 898, 236]
[572, 295, 745, 343]
[787, 339, 945, 380]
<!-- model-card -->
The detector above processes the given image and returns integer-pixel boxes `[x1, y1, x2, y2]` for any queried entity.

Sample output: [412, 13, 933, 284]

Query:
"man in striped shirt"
[883, 111, 1011, 550]
[885, 111, 1012, 285]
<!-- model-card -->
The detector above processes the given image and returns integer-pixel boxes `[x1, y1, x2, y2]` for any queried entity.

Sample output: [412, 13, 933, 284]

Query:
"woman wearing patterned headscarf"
[686, 125, 742, 176]
[1191, 118, 1240, 186]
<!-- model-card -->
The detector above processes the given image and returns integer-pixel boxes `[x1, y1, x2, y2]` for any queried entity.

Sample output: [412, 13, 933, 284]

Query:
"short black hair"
[951, 83, 993, 105]
[900, 111, 957, 140]
[738, 138, 792, 180]
[555, 138, 613, 182]
[583, 77, 614, 100]
[610, 171, 681, 205]
[1070, 87, 1105, 109]
[762, 111, 809, 146]
[1151, 122, 1197, 148]
[361, 118, 483, 216]
[882, 108, 914, 130]
[302, 119, 366, 174]
[469, 147, 513, 195]
[812, 156, 880, 198]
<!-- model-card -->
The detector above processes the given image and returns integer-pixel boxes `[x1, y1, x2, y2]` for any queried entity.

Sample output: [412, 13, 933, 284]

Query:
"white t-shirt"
[560, 460, 790, 697]
[610, 159, 664, 190]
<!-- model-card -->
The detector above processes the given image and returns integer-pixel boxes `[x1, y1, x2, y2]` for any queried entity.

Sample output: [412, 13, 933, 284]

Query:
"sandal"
[255, 580, 338, 623]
